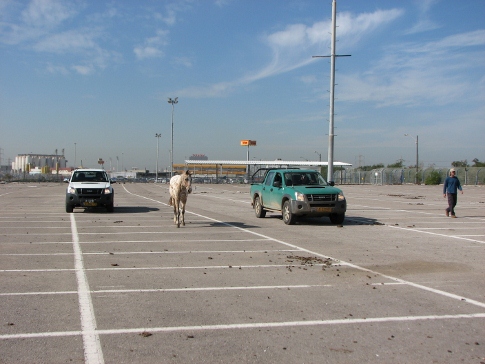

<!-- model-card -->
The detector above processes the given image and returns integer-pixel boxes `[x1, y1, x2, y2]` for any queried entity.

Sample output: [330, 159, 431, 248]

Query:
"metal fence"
[332, 167, 485, 185]
[3, 167, 485, 186]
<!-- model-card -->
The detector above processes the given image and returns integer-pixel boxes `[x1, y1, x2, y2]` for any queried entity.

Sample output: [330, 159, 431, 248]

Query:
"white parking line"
[0, 249, 298, 256]
[0, 284, 331, 297]
[0, 263, 345, 273]
[70, 214, 105, 364]
[387, 224, 485, 244]
[1, 313, 484, 340]
[122, 186, 485, 309]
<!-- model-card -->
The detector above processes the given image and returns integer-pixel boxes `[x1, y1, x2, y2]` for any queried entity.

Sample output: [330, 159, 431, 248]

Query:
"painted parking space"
[0, 182, 484, 363]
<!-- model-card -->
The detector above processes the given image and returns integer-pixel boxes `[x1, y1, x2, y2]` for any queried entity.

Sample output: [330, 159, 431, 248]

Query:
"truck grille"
[77, 188, 103, 196]
[306, 194, 337, 202]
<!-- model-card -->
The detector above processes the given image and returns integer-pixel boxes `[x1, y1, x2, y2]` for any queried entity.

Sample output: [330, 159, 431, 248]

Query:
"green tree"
[472, 158, 485, 167]
[424, 170, 441, 185]
[357, 163, 384, 171]
[451, 160, 468, 167]
[387, 159, 404, 168]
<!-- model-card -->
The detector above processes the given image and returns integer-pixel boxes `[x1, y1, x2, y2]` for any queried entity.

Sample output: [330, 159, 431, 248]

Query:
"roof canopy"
[183, 160, 352, 167]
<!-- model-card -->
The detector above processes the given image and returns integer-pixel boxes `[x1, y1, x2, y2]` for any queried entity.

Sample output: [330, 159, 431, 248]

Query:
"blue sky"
[1, 0, 484, 171]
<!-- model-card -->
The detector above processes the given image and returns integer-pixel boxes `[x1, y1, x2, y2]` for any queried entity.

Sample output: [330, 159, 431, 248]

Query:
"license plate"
[315, 207, 332, 213]
[83, 200, 97, 207]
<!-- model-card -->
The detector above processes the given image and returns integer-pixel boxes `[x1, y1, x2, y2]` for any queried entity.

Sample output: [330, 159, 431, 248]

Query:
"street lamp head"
[167, 97, 178, 105]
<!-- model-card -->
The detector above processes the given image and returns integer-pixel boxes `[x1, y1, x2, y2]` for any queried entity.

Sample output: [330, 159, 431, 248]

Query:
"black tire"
[282, 200, 296, 225]
[329, 213, 345, 224]
[65, 204, 74, 213]
[254, 196, 266, 218]
[106, 203, 114, 213]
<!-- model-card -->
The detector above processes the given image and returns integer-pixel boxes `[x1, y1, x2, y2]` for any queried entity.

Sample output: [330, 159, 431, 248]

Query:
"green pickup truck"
[250, 168, 346, 225]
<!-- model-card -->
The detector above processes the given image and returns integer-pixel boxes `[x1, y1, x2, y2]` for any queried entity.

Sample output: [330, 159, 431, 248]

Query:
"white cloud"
[404, 0, 440, 35]
[172, 56, 193, 68]
[71, 64, 94, 75]
[178, 8, 404, 98]
[45, 63, 68, 75]
[33, 29, 98, 53]
[21, 0, 77, 28]
[338, 30, 485, 108]
[134, 46, 164, 60]
[134, 29, 169, 60]
[0, 0, 79, 45]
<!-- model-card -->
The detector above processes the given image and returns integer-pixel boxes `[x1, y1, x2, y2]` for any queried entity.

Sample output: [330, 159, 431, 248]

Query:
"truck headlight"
[103, 188, 112, 194]
[68, 187, 76, 194]
[337, 193, 345, 201]
[295, 192, 305, 201]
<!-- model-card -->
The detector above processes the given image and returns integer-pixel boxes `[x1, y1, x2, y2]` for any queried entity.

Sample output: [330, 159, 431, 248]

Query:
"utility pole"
[313, 0, 350, 183]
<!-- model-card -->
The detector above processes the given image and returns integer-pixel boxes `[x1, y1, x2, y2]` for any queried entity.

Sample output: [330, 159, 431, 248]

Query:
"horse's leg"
[180, 199, 186, 226]
[175, 198, 181, 228]
[172, 198, 178, 226]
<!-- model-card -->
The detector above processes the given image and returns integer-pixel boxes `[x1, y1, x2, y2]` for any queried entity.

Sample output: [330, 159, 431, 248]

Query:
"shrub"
[425, 170, 441, 185]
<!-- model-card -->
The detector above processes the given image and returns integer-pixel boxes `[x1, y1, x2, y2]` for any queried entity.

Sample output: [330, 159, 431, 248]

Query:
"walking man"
[443, 168, 463, 218]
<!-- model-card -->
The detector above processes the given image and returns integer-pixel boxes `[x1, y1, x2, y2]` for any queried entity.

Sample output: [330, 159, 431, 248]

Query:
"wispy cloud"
[339, 30, 485, 107]
[134, 29, 169, 60]
[32, 28, 99, 53]
[21, 0, 76, 28]
[0, 0, 80, 45]
[0, 0, 117, 75]
[177, 8, 404, 98]
[404, 0, 440, 35]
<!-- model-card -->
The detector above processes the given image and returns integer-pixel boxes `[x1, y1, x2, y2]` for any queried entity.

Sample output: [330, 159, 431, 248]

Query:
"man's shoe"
[445, 210, 449, 217]
[451, 215, 457, 218]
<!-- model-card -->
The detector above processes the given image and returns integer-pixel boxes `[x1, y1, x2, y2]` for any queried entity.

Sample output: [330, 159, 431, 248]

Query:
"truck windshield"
[284, 172, 327, 186]
[71, 171, 108, 182]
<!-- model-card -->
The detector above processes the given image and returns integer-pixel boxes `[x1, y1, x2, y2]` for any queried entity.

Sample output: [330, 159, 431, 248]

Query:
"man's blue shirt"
[443, 176, 462, 194]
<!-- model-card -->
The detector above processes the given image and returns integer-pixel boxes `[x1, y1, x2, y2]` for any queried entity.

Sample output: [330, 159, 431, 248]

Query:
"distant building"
[189, 154, 209, 161]
[11, 154, 67, 173]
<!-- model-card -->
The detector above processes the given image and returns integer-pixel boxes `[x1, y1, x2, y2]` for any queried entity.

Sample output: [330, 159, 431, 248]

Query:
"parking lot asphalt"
[0, 181, 484, 364]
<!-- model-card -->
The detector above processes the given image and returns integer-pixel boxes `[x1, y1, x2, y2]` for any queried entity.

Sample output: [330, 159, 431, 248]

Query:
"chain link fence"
[332, 167, 485, 185]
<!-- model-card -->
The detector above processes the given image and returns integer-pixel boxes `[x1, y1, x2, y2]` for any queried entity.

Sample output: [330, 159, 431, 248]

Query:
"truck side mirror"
[328, 181, 335, 186]
[273, 181, 281, 188]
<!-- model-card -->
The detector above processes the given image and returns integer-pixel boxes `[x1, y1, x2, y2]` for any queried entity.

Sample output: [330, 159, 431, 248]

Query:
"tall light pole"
[155, 133, 161, 182]
[404, 134, 419, 184]
[167, 97, 178, 178]
[312, 0, 350, 183]
[74, 142, 77, 168]
[315, 151, 322, 162]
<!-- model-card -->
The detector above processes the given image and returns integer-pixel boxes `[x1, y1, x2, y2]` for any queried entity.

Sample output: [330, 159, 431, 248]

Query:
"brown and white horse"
[168, 170, 192, 227]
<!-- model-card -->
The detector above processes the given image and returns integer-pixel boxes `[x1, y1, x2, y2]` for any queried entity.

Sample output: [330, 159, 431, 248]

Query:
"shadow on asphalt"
[257, 214, 381, 226]
[207, 221, 261, 229]
[79, 206, 160, 214]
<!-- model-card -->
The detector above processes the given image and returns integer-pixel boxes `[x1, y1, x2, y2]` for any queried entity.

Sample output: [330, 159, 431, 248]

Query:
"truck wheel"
[329, 213, 345, 224]
[106, 203, 114, 213]
[254, 196, 266, 218]
[282, 200, 296, 225]
[66, 204, 73, 213]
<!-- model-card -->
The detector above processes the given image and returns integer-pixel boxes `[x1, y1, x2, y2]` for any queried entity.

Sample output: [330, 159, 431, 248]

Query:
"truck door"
[262, 172, 283, 210]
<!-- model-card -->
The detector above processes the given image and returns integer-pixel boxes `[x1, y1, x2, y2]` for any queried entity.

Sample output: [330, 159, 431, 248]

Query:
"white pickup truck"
[65, 169, 115, 212]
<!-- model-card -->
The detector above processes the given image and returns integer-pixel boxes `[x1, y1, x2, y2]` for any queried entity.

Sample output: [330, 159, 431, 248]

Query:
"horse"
[168, 170, 192, 228]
